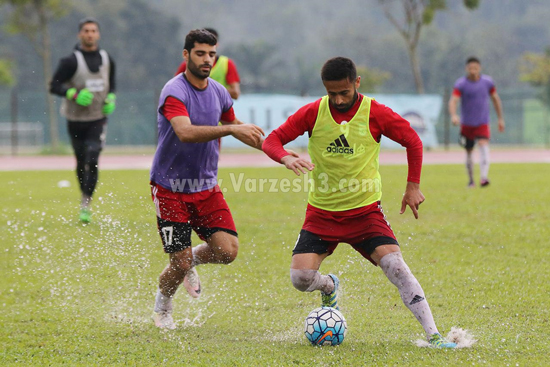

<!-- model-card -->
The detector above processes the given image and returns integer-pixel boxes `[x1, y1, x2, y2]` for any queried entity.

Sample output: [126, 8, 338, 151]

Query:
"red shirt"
[161, 96, 235, 122]
[175, 57, 240, 85]
[262, 94, 423, 183]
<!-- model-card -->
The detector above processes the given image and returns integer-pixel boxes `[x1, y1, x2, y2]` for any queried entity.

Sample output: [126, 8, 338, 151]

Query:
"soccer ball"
[304, 307, 347, 346]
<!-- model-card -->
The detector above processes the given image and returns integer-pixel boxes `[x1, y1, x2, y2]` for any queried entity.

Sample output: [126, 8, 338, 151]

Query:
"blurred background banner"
[229, 93, 442, 149]
[371, 94, 441, 149]
[1, 89, 549, 153]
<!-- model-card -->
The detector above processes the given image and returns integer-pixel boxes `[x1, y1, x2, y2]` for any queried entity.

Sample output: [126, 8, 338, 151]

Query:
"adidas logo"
[409, 295, 425, 305]
[326, 134, 354, 154]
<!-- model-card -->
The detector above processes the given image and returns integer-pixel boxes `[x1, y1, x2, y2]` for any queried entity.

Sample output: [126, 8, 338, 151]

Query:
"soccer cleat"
[183, 267, 201, 298]
[467, 181, 475, 188]
[152, 311, 176, 330]
[321, 274, 339, 310]
[79, 208, 92, 223]
[480, 179, 490, 187]
[429, 333, 457, 349]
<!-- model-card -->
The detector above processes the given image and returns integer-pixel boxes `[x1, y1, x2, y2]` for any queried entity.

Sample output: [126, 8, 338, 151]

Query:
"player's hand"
[451, 114, 460, 126]
[231, 124, 265, 148]
[400, 182, 425, 219]
[66, 88, 94, 107]
[498, 118, 505, 132]
[102, 93, 116, 115]
[281, 155, 314, 176]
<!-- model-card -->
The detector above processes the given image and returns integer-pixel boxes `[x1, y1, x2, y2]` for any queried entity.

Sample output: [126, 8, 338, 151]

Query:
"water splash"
[415, 327, 477, 348]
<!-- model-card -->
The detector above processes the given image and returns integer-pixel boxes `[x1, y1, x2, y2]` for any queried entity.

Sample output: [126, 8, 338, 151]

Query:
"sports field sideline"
[1, 148, 549, 171]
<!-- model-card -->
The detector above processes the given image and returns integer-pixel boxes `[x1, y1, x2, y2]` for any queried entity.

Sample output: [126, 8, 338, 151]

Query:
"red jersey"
[175, 57, 240, 85]
[262, 94, 423, 183]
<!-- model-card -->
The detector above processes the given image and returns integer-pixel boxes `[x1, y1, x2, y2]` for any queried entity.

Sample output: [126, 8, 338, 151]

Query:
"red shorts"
[296, 201, 398, 265]
[461, 124, 490, 141]
[151, 183, 237, 252]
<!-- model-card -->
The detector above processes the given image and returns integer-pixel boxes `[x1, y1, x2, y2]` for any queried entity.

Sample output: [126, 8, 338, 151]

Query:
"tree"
[0, 59, 15, 86]
[520, 48, 550, 105]
[1, 0, 70, 150]
[379, 0, 480, 94]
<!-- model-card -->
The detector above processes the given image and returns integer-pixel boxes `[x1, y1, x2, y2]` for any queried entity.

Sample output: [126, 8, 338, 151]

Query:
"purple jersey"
[150, 74, 233, 193]
[453, 75, 495, 127]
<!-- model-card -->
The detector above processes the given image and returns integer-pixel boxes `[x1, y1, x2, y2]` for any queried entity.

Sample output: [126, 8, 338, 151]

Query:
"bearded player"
[263, 57, 457, 348]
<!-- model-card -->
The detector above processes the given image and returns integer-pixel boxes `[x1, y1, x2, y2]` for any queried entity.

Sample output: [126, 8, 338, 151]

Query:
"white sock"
[290, 269, 334, 294]
[479, 144, 490, 180]
[379, 252, 438, 338]
[466, 151, 474, 183]
[192, 244, 206, 266]
[154, 289, 173, 313]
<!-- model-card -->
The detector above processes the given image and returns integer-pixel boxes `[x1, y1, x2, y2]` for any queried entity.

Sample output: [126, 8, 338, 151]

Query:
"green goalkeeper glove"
[102, 93, 116, 115]
[66, 88, 94, 106]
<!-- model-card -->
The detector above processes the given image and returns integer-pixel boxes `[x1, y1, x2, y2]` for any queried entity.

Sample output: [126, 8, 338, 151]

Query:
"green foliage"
[1, 163, 549, 364]
[423, 0, 446, 25]
[1, 0, 69, 40]
[463, 0, 480, 9]
[520, 48, 550, 86]
[356, 65, 391, 93]
[520, 48, 550, 105]
[0, 59, 14, 85]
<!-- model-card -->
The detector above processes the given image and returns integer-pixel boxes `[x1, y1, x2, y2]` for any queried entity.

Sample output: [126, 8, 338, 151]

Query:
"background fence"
[0, 87, 549, 154]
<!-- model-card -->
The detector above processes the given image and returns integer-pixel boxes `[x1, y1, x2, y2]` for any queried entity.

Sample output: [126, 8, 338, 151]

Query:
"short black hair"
[204, 28, 218, 39]
[466, 56, 480, 65]
[321, 57, 357, 82]
[79, 17, 100, 31]
[184, 29, 218, 52]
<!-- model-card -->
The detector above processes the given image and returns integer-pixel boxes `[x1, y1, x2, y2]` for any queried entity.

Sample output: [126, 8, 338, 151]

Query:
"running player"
[449, 56, 505, 187]
[263, 57, 456, 348]
[150, 29, 264, 329]
[50, 17, 116, 223]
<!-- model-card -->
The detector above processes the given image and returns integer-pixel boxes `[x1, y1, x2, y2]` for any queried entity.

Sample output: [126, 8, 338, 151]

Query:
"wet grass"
[1, 163, 549, 365]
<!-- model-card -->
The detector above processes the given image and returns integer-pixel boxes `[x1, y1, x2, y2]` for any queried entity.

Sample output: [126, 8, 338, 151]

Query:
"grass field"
[1, 163, 549, 366]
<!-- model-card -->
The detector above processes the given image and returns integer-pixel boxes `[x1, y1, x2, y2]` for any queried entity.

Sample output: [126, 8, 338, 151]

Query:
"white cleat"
[152, 311, 176, 330]
[183, 267, 201, 299]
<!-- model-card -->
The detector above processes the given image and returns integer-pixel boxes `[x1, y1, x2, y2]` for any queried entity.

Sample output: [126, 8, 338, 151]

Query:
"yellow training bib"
[307, 95, 382, 211]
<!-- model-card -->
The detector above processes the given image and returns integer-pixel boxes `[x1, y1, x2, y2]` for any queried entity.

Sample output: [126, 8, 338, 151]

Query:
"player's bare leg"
[192, 231, 239, 265]
[153, 247, 193, 329]
[372, 244, 456, 348]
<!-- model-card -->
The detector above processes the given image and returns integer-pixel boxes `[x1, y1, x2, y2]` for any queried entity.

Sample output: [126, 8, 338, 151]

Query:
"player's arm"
[49, 55, 77, 96]
[490, 89, 505, 132]
[448, 89, 461, 126]
[262, 101, 319, 176]
[221, 114, 265, 150]
[163, 96, 264, 145]
[371, 101, 424, 219]
[108, 55, 116, 93]
[171, 115, 263, 146]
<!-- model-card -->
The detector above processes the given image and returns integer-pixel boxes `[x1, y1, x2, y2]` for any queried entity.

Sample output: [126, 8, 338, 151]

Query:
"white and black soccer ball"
[304, 307, 347, 346]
